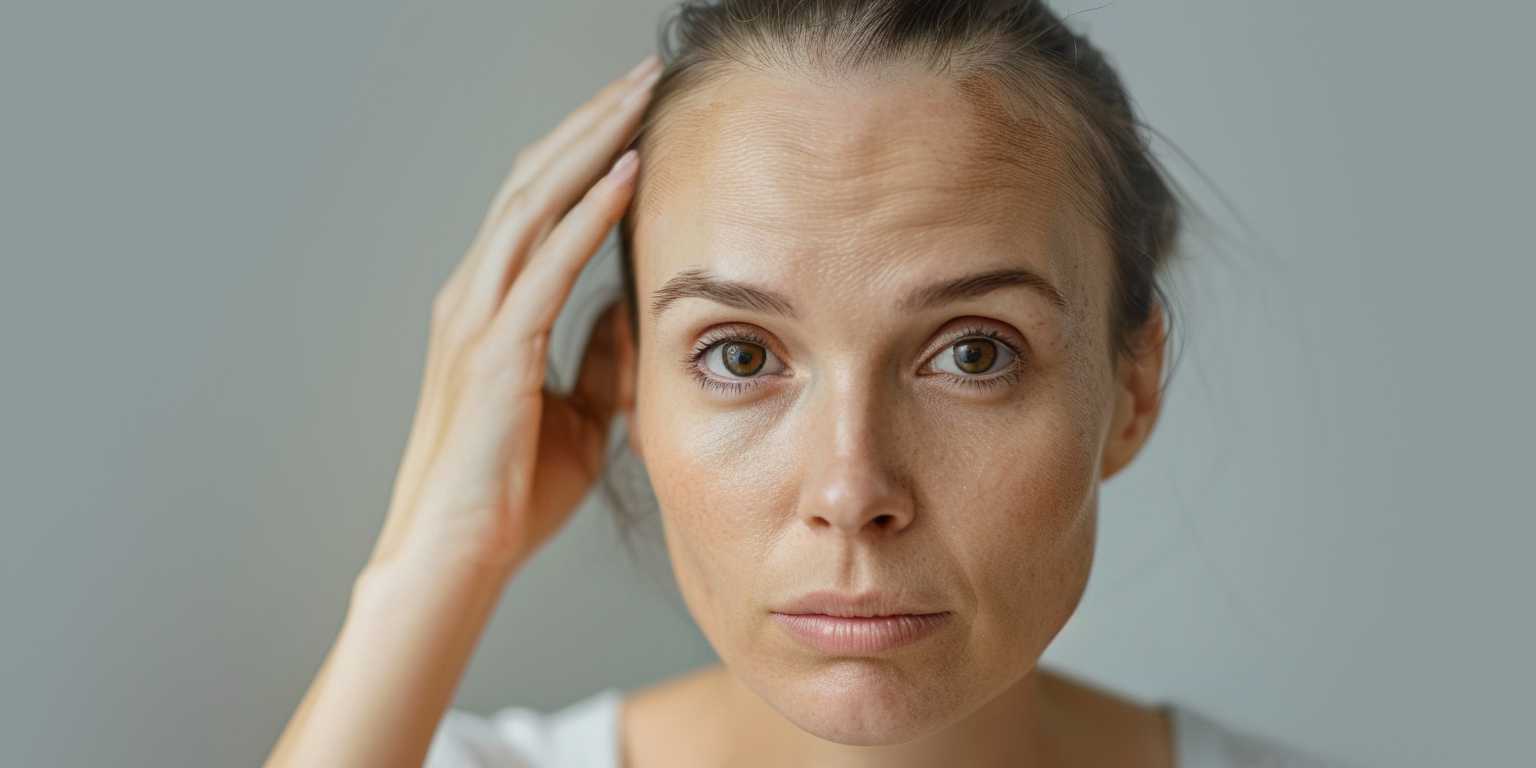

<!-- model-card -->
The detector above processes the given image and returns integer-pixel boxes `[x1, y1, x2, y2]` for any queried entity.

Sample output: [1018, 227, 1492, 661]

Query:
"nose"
[796, 376, 916, 536]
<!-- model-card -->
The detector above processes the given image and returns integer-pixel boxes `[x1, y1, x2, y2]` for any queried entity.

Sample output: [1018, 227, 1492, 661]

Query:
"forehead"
[630, 65, 1106, 325]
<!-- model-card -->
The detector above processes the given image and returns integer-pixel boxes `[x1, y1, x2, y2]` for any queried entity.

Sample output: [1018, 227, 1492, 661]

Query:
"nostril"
[804, 512, 902, 532]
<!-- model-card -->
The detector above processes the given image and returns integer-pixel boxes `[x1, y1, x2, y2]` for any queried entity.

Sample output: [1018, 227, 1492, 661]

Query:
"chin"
[759, 660, 970, 746]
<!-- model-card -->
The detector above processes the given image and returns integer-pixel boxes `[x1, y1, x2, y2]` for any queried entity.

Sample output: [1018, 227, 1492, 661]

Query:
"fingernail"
[625, 54, 659, 82]
[607, 149, 639, 183]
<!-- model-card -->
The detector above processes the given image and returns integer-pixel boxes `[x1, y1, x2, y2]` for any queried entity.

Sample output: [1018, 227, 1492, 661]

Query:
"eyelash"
[684, 328, 773, 395]
[936, 326, 1028, 391]
[683, 324, 1026, 395]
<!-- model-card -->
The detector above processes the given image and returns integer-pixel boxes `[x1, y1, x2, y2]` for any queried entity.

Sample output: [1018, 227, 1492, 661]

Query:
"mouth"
[770, 611, 952, 655]
[770, 589, 945, 618]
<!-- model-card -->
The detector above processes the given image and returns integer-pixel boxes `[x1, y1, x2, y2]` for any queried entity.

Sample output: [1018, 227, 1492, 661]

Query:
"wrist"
[351, 544, 521, 619]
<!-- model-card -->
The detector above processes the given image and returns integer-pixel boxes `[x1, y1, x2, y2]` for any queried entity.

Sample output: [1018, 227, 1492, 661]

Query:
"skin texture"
[609, 62, 1169, 766]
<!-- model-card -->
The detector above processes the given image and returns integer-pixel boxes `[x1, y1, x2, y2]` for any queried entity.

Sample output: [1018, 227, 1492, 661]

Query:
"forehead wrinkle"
[633, 65, 1107, 333]
[665, 68, 1072, 228]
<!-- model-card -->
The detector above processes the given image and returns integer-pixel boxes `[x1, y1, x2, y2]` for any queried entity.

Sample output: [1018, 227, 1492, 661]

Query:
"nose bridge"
[797, 366, 915, 536]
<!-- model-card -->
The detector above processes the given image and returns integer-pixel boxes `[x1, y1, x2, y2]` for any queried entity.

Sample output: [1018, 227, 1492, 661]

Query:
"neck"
[711, 663, 1062, 768]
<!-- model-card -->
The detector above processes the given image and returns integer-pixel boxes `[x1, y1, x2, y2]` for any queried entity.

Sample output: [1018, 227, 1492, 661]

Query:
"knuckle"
[500, 200, 538, 241]
[502, 186, 527, 212]
[469, 324, 532, 371]
[431, 305, 478, 354]
[512, 144, 537, 171]
[442, 313, 482, 350]
[462, 337, 506, 383]
[465, 327, 544, 388]
[502, 187, 538, 221]
[520, 324, 550, 362]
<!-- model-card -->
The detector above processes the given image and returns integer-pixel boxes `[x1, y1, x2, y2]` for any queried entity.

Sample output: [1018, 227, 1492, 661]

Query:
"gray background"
[2, 1, 1530, 766]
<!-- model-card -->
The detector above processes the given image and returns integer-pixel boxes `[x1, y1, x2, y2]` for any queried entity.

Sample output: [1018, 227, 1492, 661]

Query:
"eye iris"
[720, 342, 765, 376]
[953, 339, 997, 374]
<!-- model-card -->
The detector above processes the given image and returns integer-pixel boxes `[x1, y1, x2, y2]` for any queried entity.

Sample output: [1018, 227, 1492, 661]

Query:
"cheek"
[914, 390, 1100, 655]
[634, 385, 797, 636]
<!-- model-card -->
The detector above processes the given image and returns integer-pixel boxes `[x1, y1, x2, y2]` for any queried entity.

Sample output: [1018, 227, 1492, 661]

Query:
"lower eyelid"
[939, 365, 1024, 388]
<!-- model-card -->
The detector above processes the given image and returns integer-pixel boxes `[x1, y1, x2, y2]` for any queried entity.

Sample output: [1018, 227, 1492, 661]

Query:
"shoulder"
[425, 688, 624, 768]
[1038, 667, 1349, 768]
[1165, 703, 1353, 768]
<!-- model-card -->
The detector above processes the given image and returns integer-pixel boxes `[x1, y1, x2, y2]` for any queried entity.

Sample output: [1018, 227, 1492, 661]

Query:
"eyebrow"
[648, 266, 1068, 322]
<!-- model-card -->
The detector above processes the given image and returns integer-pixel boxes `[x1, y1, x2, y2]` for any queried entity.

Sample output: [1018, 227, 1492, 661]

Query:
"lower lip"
[771, 611, 952, 655]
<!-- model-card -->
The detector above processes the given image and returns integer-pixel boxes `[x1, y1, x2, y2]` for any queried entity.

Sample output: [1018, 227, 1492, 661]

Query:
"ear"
[612, 296, 643, 462]
[1099, 307, 1168, 482]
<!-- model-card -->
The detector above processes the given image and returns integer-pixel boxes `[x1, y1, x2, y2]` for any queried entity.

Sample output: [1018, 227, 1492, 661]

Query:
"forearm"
[266, 552, 518, 767]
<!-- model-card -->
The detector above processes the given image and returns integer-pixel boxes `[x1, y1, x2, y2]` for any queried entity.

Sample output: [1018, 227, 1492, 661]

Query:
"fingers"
[473, 55, 658, 245]
[456, 58, 661, 330]
[485, 149, 640, 379]
[503, 55, 661, 198]
[433, 55, 660, 336]
[370, 56, 662, 570]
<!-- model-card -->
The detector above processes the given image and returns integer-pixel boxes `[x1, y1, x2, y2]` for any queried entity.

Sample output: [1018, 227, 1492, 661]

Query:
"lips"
[769, 589, 951, 654]
[771, 611, 951, 654]
[771, 589, 945, 618]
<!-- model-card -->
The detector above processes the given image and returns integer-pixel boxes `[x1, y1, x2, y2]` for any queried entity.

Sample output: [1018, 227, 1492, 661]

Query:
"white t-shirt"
[425, 687, 1348, 767]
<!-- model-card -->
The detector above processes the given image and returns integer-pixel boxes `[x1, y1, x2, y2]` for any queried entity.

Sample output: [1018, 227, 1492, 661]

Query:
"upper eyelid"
[923, 320, 1028, 365]
[692, 325, 785, 361]
[940, 322, 1023, 349]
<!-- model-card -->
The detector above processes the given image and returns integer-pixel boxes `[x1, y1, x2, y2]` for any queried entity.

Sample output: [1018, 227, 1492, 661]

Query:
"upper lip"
[771, 590, 947, 618]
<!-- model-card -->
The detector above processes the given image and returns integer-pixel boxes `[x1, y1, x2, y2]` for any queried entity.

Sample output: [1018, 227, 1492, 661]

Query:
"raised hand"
[368, 55, 659, 575]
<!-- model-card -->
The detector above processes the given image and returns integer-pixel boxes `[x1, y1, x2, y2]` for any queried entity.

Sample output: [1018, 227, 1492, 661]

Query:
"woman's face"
[619, 65, 1161, 744]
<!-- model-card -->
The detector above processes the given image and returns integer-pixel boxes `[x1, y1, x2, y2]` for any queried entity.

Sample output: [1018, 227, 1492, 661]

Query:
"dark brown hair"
[599, 0, 1187, 542]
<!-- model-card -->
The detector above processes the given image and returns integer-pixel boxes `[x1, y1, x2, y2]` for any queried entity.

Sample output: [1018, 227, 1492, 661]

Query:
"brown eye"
[931, 330, 1020, 384]
[952, 338, 998, 374]
[719, 341, 766, 377]
[694, 332, 787, 390]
